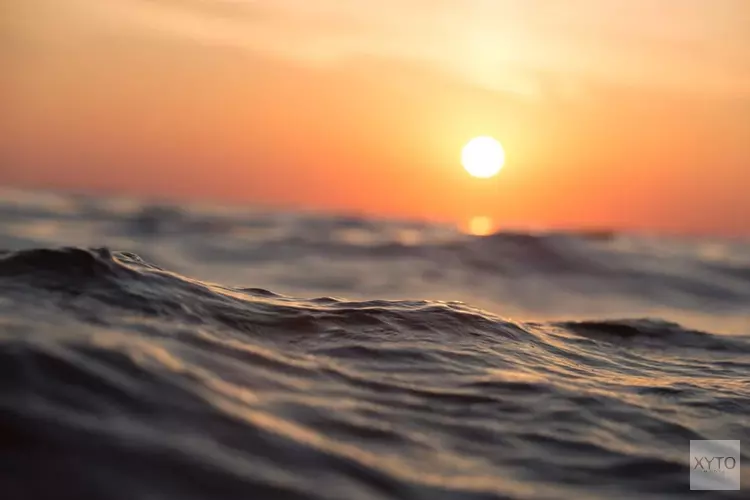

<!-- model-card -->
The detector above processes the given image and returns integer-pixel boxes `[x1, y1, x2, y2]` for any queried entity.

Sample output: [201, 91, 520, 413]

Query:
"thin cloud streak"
[11, 0, 749, 98]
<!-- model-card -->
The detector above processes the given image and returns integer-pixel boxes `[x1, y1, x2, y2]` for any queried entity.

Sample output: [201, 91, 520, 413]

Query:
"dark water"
[1, 189, 748, 499]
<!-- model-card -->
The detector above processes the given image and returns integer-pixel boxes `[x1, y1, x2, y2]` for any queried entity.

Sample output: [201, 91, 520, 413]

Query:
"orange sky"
[3, 0, 749, 235]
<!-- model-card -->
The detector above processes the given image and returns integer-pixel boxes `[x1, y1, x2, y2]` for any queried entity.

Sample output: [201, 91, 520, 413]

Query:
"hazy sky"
[3, 0, 749, 235]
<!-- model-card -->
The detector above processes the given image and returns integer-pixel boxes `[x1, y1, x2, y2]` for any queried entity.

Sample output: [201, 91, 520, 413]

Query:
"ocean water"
[1, 188, 748, 500]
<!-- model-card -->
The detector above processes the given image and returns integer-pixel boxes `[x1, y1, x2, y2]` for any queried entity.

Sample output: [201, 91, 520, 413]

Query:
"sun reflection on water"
[466, 216, 495, 236]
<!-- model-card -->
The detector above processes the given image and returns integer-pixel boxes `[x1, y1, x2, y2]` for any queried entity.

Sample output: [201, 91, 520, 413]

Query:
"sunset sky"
[3, 0, 749, 235]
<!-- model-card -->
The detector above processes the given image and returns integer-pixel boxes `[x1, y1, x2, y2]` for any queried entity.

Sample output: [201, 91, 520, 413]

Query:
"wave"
[1, 247, 748, 499]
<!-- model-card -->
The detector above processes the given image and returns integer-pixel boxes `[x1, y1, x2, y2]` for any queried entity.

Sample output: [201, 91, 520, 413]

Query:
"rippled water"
[1, 189, 748, 499]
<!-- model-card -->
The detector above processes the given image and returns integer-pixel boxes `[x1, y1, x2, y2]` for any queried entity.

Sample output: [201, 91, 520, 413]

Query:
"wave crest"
[1, 246, 749, 500]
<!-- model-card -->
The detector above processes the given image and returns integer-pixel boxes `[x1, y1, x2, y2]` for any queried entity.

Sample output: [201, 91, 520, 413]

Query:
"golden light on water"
[467, 216, 495, 236]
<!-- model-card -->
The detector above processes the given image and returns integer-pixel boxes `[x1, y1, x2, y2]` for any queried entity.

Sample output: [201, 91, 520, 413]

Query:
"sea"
[1, 188, 748, 499]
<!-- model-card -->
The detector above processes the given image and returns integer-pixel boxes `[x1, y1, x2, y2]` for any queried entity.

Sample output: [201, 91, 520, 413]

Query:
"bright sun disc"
[461, 136, 506, 178]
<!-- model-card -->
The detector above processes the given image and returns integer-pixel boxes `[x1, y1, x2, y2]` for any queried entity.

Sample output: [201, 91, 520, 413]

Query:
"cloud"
[6, 0, 750, 99]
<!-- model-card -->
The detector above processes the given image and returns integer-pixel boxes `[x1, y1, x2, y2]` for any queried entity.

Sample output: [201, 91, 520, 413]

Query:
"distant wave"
[1, 247, 748, 499]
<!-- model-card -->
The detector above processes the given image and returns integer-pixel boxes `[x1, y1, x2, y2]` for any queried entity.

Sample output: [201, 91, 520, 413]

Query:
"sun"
[461, 136, 506, 178]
